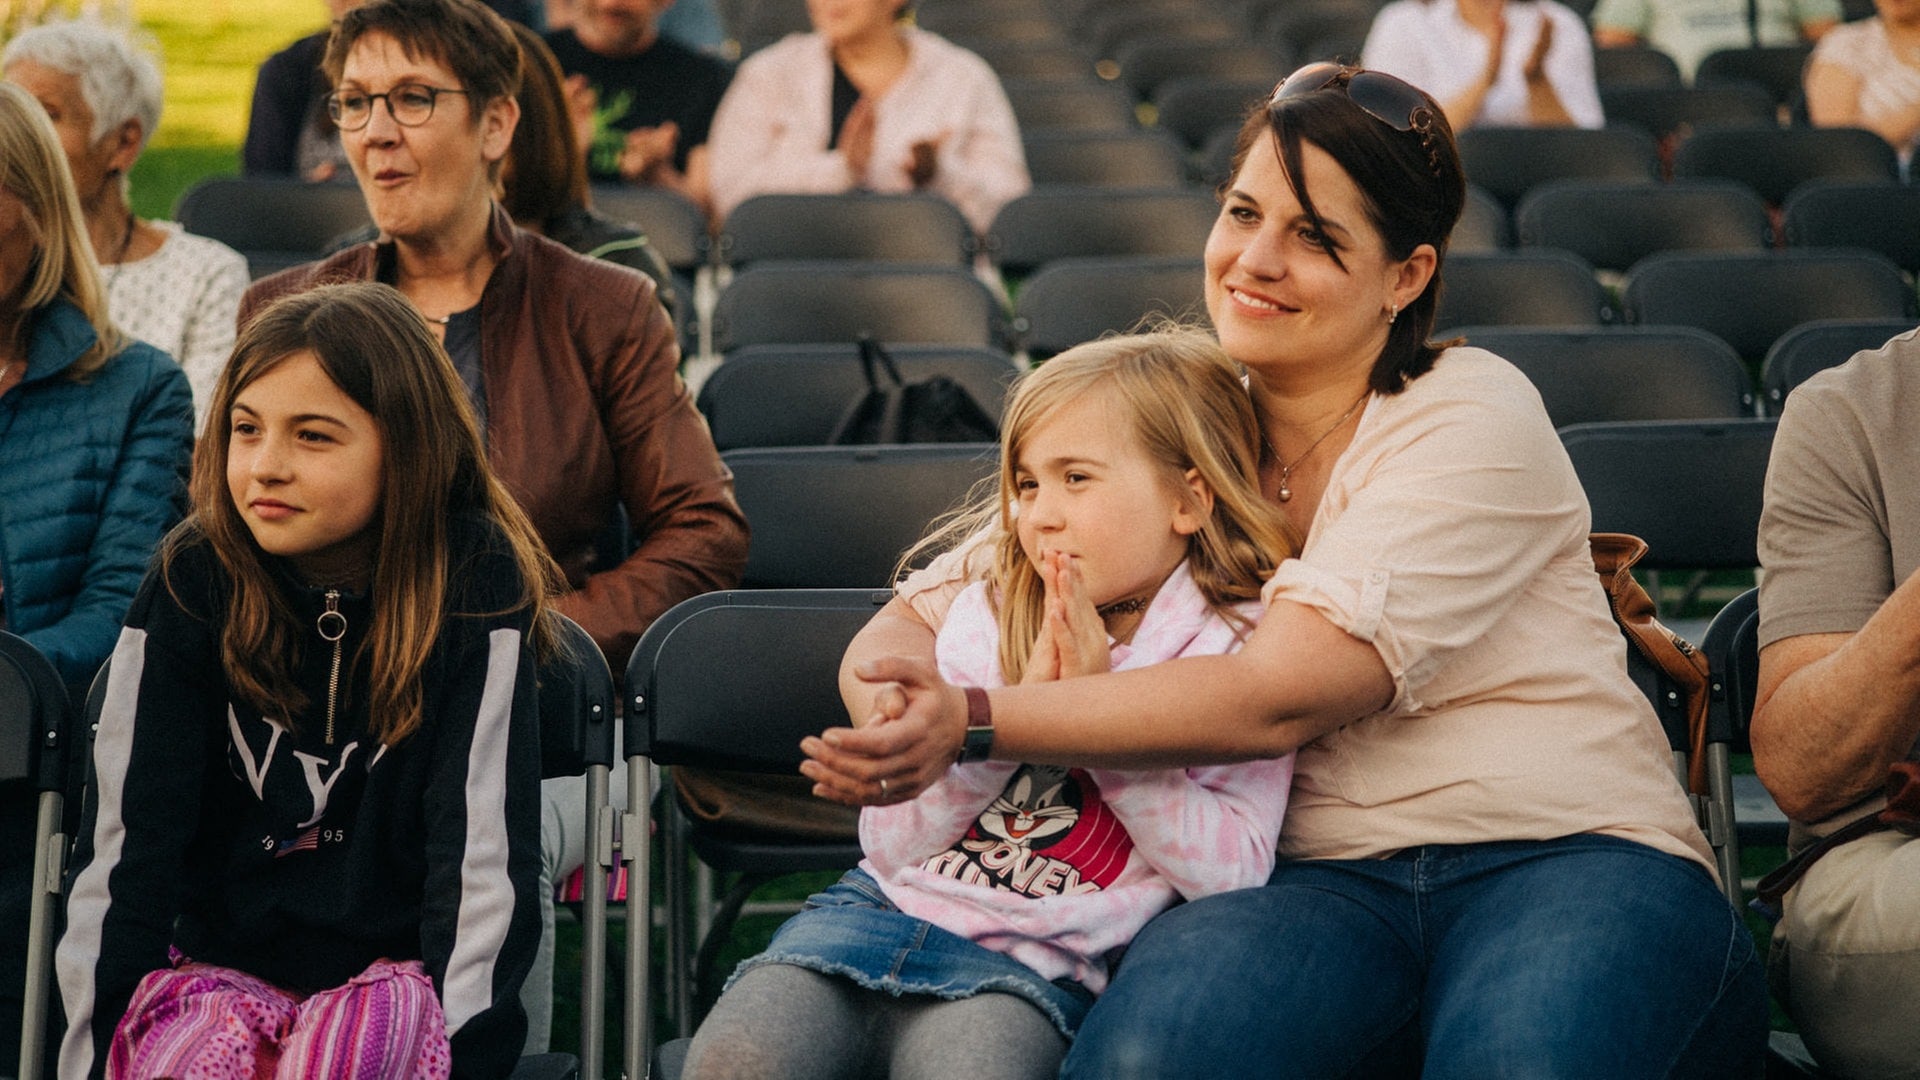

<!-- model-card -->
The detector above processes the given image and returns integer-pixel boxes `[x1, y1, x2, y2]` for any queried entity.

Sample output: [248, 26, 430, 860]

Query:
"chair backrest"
[590, 184, 710, 272]
[1671, 125, 1900, 206]
[916, 8, 1065, 45]
[1435, 250, 1612, 331]
[1452, 184, 1513, 252]
[986, 187, 1217, 276]
[1598, 84, 1777, 144]
[1560, 419, 1777, 570]
[961, 41, 1093, 80]
[1151, 75, 1272, 150]
[1694, 44, 1814, 110]
[1593, 44, 1684, 89]
[697, 343, 1019, 450]
[1455, 126, 1661, 210]
[1021, 131, 1189, 189]
[1457, 325, 1756, 426]
[715, 193, 974, 266]
[1261, 4, 1374, 59]
[535, 613, 618, 780]
[1112, 40, 1286, 101]
[1089, 9, 1236, 61]
[1515, 179, 1770, 274]
[1001, 77, 1137, 133]
[710, 263, 1004, 353]
[1620, 249, 1916, 366]
[723, 444, 999, 589]
[1760, 318, 1919, 413]
[624, 589, 890, 771]
[1012, 255, 1207, 360]
[173, 177, 372, 280]
[1782, 179, 1920, 274]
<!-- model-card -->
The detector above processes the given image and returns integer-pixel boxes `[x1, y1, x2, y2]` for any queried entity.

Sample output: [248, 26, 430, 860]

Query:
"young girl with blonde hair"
[57, 282, 560, 1080]
[684, 327, 1297, 1080]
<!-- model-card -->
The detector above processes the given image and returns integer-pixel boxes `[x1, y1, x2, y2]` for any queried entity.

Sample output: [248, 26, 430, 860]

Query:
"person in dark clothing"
[543, 0, 730, 210]
[55, 282, 563, 1080]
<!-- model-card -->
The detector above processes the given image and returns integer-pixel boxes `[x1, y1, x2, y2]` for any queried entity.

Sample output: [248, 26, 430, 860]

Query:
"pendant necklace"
[1264, 392, 1370, 503]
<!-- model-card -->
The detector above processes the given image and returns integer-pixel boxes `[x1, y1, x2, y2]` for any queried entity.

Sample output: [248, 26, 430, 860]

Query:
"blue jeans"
[1062, 835, 1766, 1080]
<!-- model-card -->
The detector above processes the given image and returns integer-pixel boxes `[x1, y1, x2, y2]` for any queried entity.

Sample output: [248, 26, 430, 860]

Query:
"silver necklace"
[1264, 392, 1369, 503]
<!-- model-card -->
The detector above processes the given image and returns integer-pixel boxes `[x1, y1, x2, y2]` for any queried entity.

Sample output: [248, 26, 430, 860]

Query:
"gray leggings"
[682, 963, 1069, 1080]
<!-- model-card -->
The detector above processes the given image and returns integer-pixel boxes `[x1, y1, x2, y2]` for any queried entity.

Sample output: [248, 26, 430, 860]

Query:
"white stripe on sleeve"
[441, 627, 522, 1034]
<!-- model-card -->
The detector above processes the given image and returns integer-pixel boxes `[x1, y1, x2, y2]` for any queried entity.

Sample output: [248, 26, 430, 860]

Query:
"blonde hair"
[0, 80, 118, 378]
[913, 327, 1295, 684]
[167, 283, 562, 745]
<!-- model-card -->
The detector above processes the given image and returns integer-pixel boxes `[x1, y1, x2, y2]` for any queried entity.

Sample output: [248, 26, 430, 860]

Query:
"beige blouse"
[900, 347, 1714, 876]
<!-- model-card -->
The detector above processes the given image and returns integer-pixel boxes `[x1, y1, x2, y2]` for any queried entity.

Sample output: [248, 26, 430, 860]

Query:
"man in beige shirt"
[1752, 325, 1920, 1080]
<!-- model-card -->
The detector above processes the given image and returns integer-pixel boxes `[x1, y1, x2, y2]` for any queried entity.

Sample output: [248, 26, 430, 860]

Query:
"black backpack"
[828, 337, 1000, 445]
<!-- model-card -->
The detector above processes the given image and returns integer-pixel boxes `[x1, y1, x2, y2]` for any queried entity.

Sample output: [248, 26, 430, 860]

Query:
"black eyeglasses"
[1269, 62, 1442, 174]
[327, 83, 473, 131]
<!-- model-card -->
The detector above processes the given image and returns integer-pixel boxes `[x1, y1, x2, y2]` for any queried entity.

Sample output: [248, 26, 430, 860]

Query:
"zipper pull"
[318, 590, 346, 746]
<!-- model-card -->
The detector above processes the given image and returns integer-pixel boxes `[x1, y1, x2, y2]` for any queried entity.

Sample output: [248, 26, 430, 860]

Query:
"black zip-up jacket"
[56, 519, 542, 1079]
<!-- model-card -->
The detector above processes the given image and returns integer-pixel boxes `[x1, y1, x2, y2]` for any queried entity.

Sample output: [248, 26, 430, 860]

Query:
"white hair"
[1, 19, 163, 152]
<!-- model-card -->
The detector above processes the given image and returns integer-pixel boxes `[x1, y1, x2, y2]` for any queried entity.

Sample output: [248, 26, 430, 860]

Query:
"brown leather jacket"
[241, 204, 747, 667]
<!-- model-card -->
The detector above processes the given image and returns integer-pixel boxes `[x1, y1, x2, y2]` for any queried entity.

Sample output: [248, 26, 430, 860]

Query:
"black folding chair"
[621, 588, 893, 1074]
[1694, 44, 1814, 114]
[1515, 179, 1770, 275]
[714, 193, 975, 267]
[173, 177, 372, 280]
[1620, 249, 1916, 367]
[986, 188, 1218, 277]
[1021, 130, 1189, 189]
[0, 633, 75, 1080]
[1011, 255, 1207, 360]
[1453, 184, 1513, 252]
[1561, 419, 1777, 574]
[723, 444, 999, 589]
[709, 263, 1005, 354]
[1111, 40, 1286, 102]
[1457, 326, 1755, 427]
[1781, 179, 1920, 275]
[1760, 318, 1918, 414]
[1592, 44, 1683, 90]
[1151, 75, 1272, 151]
[1599, 84, 1777, 148]
[589, 184, 710, 275]
[1455, 126, 1661, 210]
[1001, 78, 1137, 133]
[1672, 126, 1899, 207]
[1434, 250, 1612, 330]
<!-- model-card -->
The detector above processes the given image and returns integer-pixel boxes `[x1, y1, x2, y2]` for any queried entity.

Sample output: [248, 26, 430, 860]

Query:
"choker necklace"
[1264, 392, 1369, 502]
[1096, 596, 1151, 618]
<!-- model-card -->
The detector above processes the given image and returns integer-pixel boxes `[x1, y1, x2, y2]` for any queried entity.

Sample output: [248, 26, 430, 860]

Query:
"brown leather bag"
[1590, 532, 1713, 797]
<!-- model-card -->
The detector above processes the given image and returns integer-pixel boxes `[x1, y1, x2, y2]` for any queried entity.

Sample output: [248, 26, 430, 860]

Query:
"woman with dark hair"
[807, 64, 1767, 1077]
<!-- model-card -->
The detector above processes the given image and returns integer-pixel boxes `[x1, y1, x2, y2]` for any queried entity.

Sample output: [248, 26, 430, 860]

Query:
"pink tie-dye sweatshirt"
[858, 561, 1294, 994]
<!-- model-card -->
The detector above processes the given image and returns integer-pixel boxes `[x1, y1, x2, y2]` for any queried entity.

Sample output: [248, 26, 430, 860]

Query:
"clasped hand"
[801, 551, 1111, 806]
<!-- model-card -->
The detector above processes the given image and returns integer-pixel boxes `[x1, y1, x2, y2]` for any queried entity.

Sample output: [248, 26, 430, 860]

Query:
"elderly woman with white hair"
[4, 20, 249, 428]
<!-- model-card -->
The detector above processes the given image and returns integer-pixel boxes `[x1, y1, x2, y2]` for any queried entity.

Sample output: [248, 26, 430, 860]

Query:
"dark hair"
[502, 22, 587, 225]
[1227, 70, 1467, 394]
[174, 282, 561, 744]
[323, 0, 522, 116]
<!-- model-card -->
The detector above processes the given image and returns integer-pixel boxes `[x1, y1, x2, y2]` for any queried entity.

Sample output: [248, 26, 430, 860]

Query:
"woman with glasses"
[807, 63, 1767, 1078]
[241, 0, 746, 1056]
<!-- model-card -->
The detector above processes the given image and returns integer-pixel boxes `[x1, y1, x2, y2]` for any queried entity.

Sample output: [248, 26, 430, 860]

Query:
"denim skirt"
[725, 867, 1095, 1037]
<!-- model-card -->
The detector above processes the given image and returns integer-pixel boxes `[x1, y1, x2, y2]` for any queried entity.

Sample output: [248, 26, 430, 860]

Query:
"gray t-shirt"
[1756, 323, 1920, 836]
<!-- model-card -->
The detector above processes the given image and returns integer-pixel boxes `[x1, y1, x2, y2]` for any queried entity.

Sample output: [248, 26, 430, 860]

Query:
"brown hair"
[1226, 68, 1467, 395]
[908, 327, 1293, 684]
[0, 82, 119, 379]
[323, 0, 522, 125]
[501, 21, 588, 226]
[169, 282, 562, 744]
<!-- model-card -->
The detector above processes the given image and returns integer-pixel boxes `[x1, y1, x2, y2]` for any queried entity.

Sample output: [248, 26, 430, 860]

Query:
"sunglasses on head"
[1269, 62, 1443, 174]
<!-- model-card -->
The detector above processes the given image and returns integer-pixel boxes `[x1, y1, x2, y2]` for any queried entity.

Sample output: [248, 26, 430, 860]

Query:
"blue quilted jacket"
[0, 299, 193, 686]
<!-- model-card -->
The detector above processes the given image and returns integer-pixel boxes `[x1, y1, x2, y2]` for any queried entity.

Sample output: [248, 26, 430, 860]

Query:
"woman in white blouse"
[705, 0, 1029, 234]
[4, 20, 249, 430]
[1362, 0, 1604, 130]
[1805, 0, 1920, 173]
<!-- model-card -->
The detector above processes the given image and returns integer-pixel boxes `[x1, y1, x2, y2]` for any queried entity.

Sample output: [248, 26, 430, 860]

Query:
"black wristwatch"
[958, 686, 994, 763]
